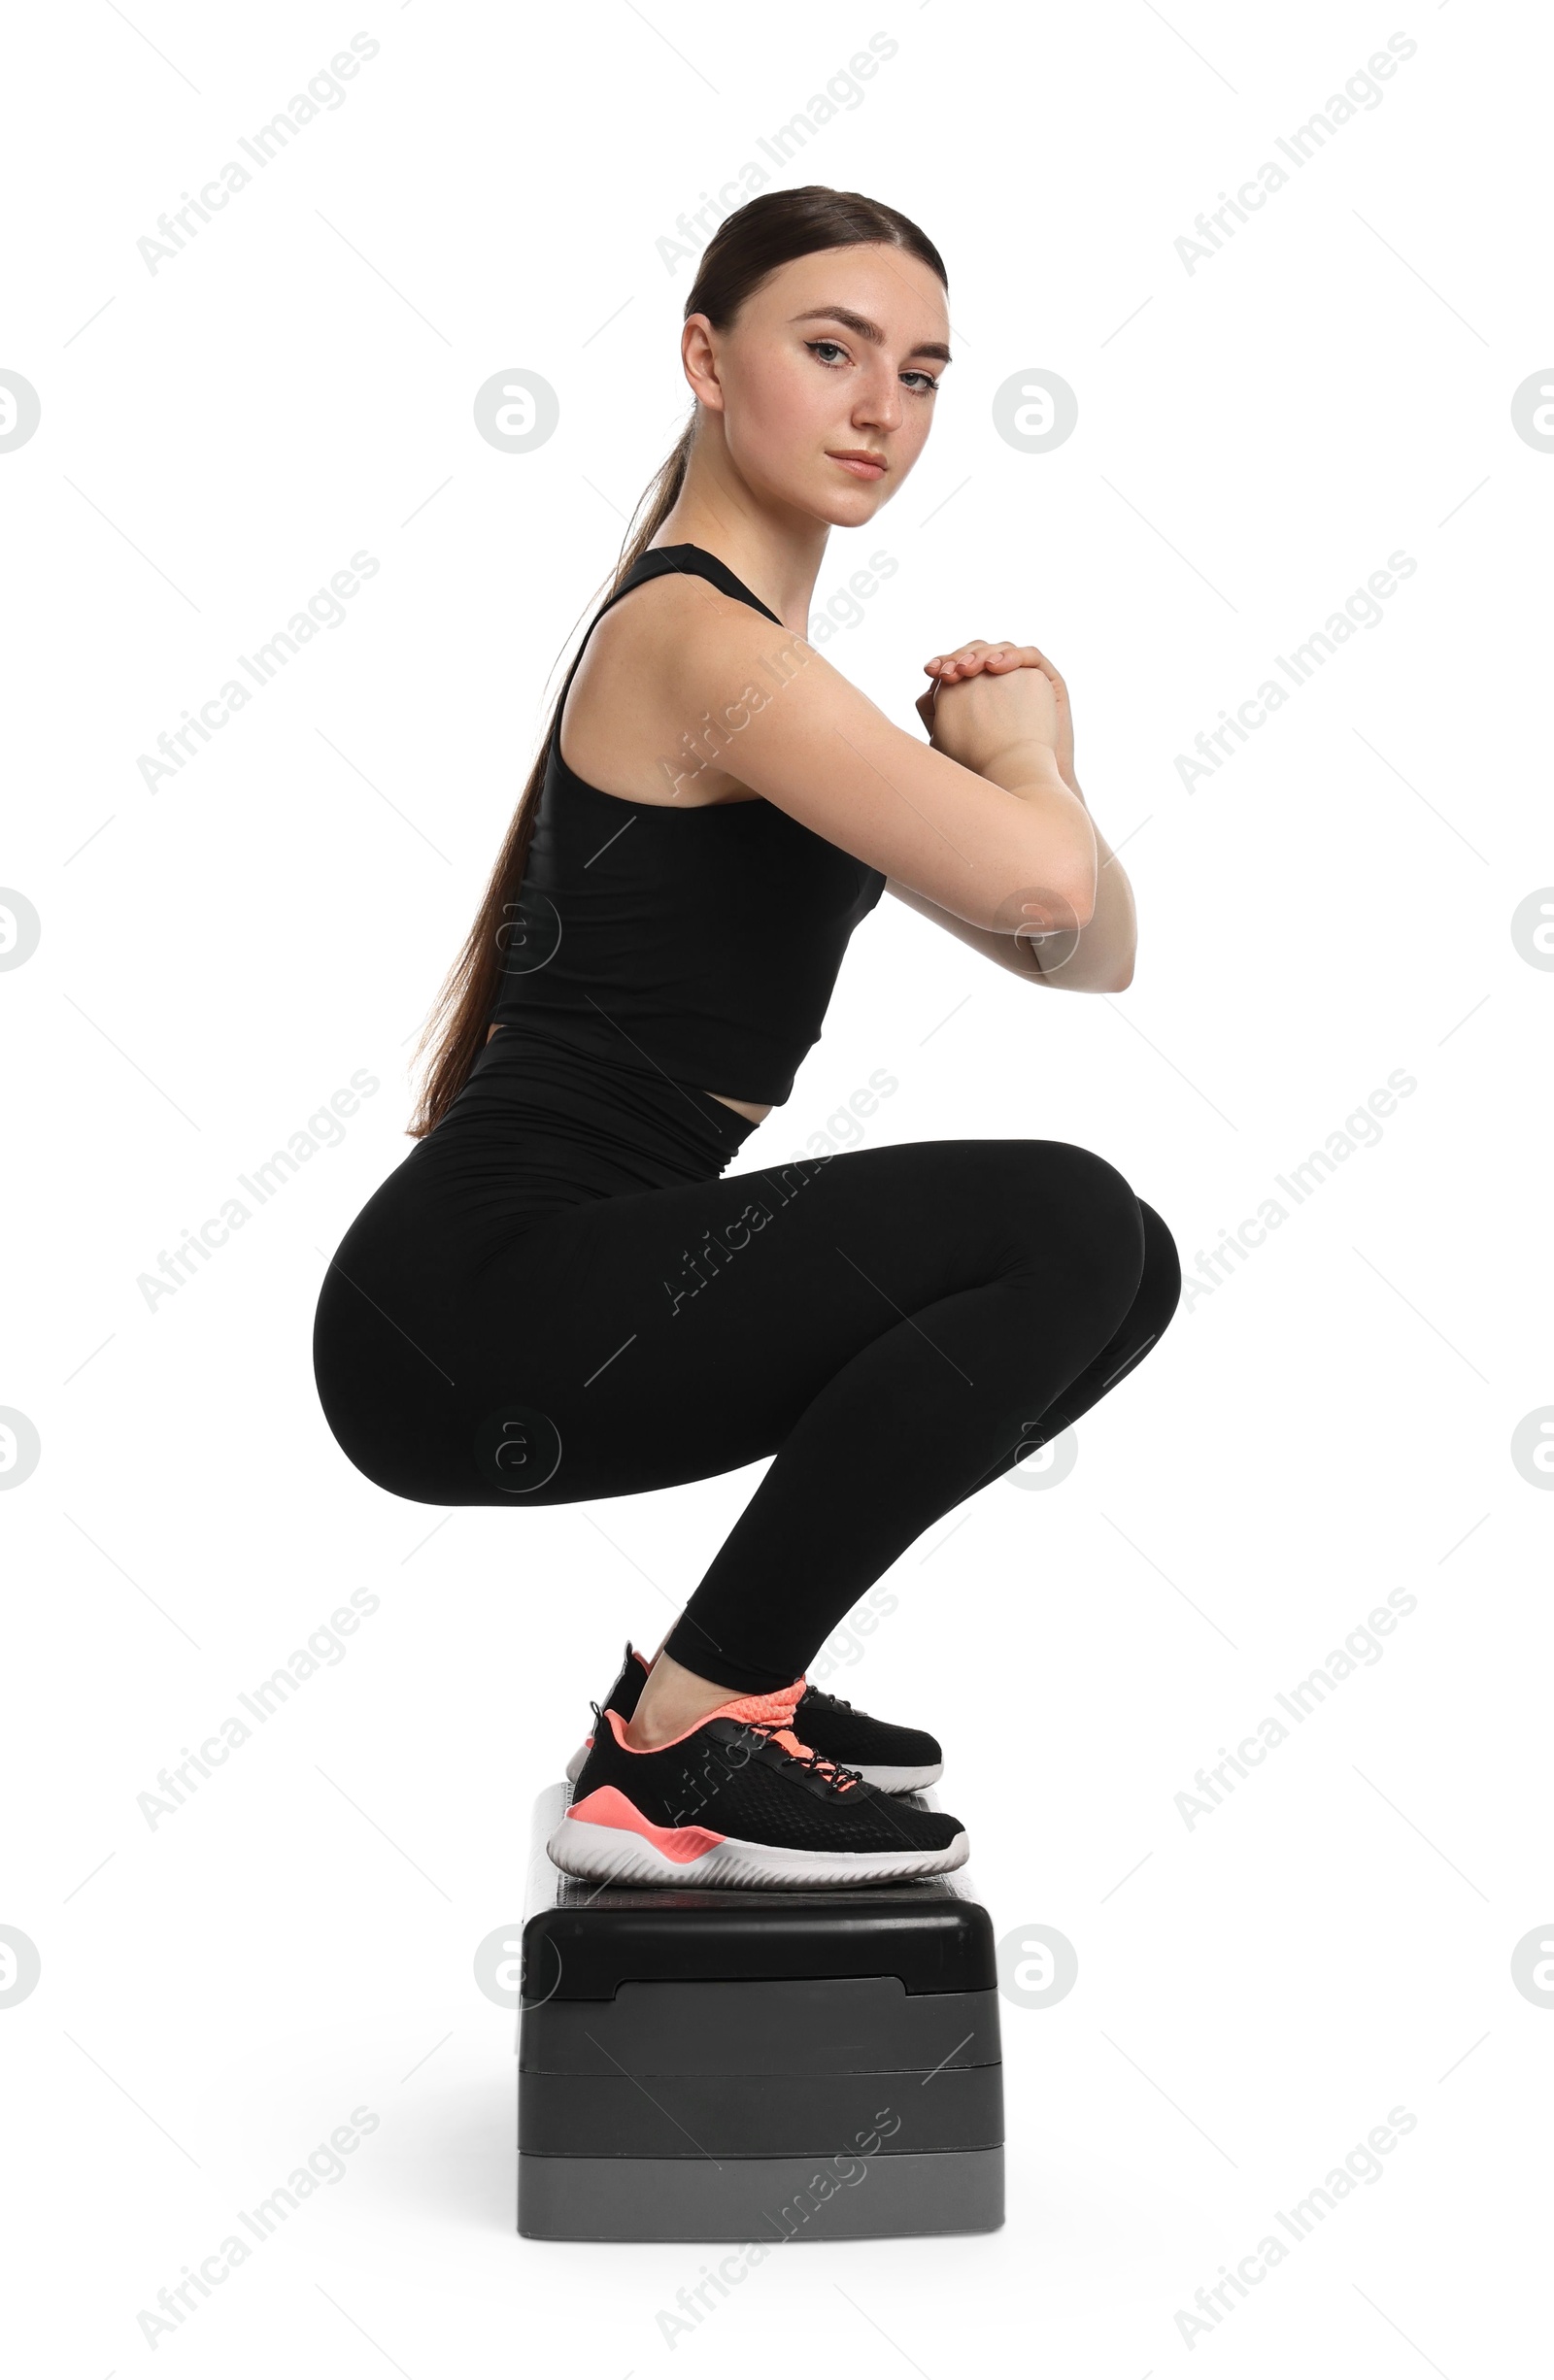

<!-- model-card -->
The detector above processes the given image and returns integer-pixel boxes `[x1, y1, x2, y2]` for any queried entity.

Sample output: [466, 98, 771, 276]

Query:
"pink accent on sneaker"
[566, 1784, 726, 1861]
[606, 1681, 803, 1755]
[606, 1681, 859, 1789]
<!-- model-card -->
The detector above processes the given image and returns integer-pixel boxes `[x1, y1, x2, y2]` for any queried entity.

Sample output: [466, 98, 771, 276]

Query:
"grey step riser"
[521, 1978, 1000, 2077]
[518, 2146, 1004, 2241]
[520, 2065, 1003, 2159]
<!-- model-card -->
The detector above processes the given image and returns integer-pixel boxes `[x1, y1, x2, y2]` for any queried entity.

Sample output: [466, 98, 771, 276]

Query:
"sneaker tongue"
[713, 1680, 859, 1792]
[713, 1681, 805, 1729]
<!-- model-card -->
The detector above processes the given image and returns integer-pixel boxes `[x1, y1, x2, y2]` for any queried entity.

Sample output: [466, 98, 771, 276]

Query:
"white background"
[4, 1, 1550, 2371]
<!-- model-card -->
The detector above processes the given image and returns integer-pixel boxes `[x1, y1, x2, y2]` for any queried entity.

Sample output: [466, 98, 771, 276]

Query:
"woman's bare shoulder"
[559, 568, 779, 805]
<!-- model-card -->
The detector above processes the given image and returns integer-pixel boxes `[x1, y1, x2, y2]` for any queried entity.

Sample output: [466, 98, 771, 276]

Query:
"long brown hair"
[406, 184, 949, 1136]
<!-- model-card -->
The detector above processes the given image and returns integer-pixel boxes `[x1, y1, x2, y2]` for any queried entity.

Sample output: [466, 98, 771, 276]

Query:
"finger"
[944, 648, 1029, 677]
[938, 642, 1064, 683]
[1012, 645, 1067, 688]
[929, 641, 997, 679]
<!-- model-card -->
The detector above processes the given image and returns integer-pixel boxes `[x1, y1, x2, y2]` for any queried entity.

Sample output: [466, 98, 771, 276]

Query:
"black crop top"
[485, 544, 888, 1108]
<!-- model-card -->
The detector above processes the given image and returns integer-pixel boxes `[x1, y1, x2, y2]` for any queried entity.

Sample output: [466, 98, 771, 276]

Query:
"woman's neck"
[656, 442, 829, 635]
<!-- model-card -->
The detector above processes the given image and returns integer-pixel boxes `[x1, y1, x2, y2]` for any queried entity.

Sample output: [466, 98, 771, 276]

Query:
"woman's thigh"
[437, 1135, 1150, 1506]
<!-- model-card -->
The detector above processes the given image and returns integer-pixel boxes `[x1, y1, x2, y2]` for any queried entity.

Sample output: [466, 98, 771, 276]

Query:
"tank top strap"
[551, 543, 784, 726]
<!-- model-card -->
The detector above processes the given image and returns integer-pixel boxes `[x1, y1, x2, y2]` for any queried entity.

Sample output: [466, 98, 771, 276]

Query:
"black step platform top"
[521, 1785, 997, 2003]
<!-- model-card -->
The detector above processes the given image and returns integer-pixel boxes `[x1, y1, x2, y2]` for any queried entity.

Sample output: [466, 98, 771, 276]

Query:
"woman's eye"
[806, 342, 940, 397]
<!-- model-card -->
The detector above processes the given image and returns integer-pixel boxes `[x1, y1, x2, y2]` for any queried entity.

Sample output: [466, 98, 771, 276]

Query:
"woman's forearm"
[979, 742, 1100, 924]
[979, 748, 1137, 988]
[1056, 775, 1137, 988]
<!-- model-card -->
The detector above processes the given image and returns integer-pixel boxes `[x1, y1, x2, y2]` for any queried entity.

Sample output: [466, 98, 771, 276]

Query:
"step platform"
[518, 1781, 1004, 2241]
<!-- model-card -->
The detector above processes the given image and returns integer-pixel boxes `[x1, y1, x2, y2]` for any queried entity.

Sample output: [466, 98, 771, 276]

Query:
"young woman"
[312, 184, 1182, 1892]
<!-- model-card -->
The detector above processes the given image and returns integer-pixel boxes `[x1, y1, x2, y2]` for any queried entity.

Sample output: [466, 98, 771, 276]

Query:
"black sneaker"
[563, 1641, 943, 1793]
[547, 1680, 968, 1891]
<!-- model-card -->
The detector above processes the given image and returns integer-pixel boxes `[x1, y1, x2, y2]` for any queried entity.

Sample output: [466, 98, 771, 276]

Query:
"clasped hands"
[916, 639, 1077, 793]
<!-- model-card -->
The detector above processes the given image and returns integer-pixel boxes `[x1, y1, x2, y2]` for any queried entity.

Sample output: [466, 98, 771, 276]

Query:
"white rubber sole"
[863, 1761, 943, 1793]
[563, 1740, 942, 1796]
[546, 1814, 969, 1892]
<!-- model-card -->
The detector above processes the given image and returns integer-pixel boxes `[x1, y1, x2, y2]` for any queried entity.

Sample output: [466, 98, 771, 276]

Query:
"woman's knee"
[990, 1127, 1147, 1323]
[1029, 1140, 1148, 1307]
[1134, 1198, 1184, 1333]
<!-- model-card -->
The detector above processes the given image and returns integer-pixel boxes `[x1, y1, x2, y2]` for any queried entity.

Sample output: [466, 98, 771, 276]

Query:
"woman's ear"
[681, 315, 726, 413]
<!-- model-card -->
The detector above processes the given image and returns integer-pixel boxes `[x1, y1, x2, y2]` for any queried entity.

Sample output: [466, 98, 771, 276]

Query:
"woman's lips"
[827, 452, 887, 480]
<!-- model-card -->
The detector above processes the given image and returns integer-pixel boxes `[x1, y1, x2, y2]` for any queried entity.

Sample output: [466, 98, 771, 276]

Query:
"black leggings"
[312, 1029, 1182, 1694]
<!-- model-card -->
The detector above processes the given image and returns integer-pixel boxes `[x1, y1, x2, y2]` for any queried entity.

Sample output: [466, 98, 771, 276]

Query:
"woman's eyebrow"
[789, 306, 952, 365]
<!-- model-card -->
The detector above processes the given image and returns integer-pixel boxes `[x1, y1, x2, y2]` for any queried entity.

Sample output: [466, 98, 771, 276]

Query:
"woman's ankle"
[623, 1653, 738, 1751]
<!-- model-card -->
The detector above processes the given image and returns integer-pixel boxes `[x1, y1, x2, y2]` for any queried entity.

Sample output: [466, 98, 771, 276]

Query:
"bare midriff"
[483, 1022, 770, 1123]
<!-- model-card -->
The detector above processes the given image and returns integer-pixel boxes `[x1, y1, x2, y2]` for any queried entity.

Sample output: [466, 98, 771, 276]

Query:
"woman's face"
[685, 242, 951, 525]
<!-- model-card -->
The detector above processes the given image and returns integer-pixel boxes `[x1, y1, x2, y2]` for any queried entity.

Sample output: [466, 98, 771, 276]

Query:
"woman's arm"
[887, 639, 1136, 990]
[884, 759, 1136, 991]
[657, 584, 1098, 932]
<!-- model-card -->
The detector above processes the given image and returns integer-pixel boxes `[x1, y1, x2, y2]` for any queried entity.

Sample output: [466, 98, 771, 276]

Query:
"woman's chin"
[806, 483, 889, 530]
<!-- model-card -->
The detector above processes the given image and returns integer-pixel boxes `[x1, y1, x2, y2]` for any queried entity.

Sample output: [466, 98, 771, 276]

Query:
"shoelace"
[597, 1687, 866, 1794]
[743, 1712, 865, 1794]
